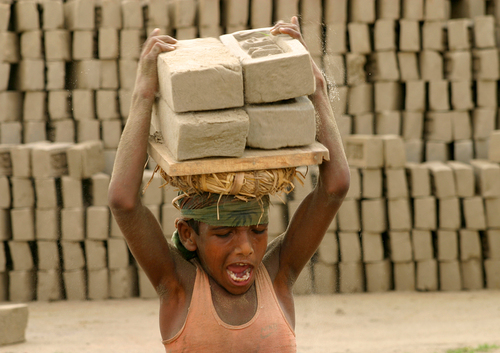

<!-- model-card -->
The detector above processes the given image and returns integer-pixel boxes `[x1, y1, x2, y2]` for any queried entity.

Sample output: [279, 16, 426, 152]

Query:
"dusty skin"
[1, 290, 500, 353]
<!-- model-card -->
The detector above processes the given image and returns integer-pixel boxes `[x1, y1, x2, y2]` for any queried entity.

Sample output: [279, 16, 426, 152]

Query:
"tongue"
[227, 264, 250, 275]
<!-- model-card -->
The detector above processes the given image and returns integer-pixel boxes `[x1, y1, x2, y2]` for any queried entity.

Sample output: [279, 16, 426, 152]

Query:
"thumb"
[291, 16, 299, 26]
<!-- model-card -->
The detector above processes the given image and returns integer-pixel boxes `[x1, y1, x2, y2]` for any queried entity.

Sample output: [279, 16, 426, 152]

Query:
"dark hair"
[186, 219, 200, 235]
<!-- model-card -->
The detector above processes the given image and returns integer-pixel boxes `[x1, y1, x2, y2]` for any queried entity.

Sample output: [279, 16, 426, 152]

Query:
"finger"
[147, 28, 161, 39]
[143, 37, 175, 57]
[291, 16, 299, 26]
[155, 35, 177, 44]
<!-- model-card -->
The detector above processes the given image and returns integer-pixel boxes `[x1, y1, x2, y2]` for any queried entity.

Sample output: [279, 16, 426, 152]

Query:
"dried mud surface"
[1, 290, 500, 353]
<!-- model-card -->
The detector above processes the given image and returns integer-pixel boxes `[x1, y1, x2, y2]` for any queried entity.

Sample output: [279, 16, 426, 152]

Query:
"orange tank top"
[162, 261, 296, 352]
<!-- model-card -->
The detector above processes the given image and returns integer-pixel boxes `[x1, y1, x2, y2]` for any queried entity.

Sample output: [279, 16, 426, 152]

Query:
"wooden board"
[147, 136, 329, 176]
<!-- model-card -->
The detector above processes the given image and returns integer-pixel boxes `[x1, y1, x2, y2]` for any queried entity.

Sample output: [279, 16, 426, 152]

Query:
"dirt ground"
[1, 290, 500, 353]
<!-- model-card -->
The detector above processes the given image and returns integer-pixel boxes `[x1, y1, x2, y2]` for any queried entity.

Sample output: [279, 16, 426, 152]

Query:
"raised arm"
[107, 30, 183, 293]
[268, 18, 350, 287]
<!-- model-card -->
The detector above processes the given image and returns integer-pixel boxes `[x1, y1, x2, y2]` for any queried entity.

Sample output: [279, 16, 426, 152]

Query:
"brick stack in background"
[1, 0, 500, 302]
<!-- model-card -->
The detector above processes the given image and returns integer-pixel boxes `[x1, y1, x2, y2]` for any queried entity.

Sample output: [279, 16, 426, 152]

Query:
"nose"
[234, 229, 254, 257]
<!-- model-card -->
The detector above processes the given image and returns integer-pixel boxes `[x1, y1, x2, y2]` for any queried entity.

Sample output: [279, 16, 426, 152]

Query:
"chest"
[209, 278, 258, 325]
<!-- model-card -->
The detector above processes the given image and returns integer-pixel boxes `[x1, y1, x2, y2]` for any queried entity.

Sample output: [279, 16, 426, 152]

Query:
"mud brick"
[365, 260, 392, 292]
[0, 176, 10, 209]
[460, 259, 483, 290]
[462, 196, 487, 230]
[368, 52, 400, 81]
[64, 0, 95, 30]
[22, 91, 46, 122]
[98, 0, 122, 28]
[401, 0, 423, 20]
[475, 139, 490, 159]
[473, 109, 496, 140]
[362, 198, 387, 233]
[325, 25, 346, 55]
[23, 121, 47, 144]
[346, 167, 361, 200]
[11, 208, 35, 241]
[97, 89, 119, 120]
[416, 259, 438, 290]
[402, 112, 424, 141]
[452, 0, 486, 17]
[324, 0, 347, 23]
[63, 269, 87, 300]
[472, 49, 500, 80]
[61, 208, 85, 241]
[109, 211, 123, 238]
[420, 51, 444, 81]
[473, 16, 495, 48]
[72, 90, 96, 121]
[87, 268, 109, 299]
[424, 0, 449, 20]
[61, 176, 84, 208]
[37, 269, 63, 301]
[97, 28, 119, 60]
[268, 203, 288, 238]
[40, 0, 64, 30]
[136, 269, 156, 299]
[48, 119, 74, 143]
[0, 145, 13, 176]
[347, 23, 371, 54]
[478, 80, 498, 108]
[14, 0, 40, 32]
[332, 88, 348, 119]
[0, 32, 20, 63]
[34, 178, 58, 209]
[345, 53, 367, 85]
[67, 141, 105, 179]
[388, 231, 412, 262]
[360, 168, 381, 199]
[61, 240, 85, 270]
[0, 242, 5, 271]
[47, 90, 70, 121]
[376, 0, 399, 19]
[37, 240, 60, 270]
[397, 52, 419, 81]
[373, 20, 396, 51]
[169, 0, 197, 28]
[337, 231, 361, 262]
[103, 149, 116, 175]
[20, 30, 43, 60]
[16, 59, 45, 91]
[121, 0, 144, 29]
[447, 161, 474, 197]
[35, 209, 60, 240]
[450, 82, 473, 111]
[413, 196, 437, 230]
[0, 272, 7, 301]
[484, 229, 500, 259]
[454, 140, 474, 163]
[159, 203, 177, 237]
[349, 0, 375, 23]
[458, 229, 482, 261]
[45, 61, 65, 90]
[1, 122, 22, 144]
[84, 239, 106, 270]
[337, 199, 360, 232]
[404, 81, 426, 111]
[69, 60, 101, 90]
[152, 98, 248, 161]
[318, 231, 339, 264]
[323, 54, 345, 86]
[71, 31, 95, 60]
[425, 140, 448, 162]
[445, 52, 472, 82]
[86, 206, 109, 240]
[44, 30, 71, 61]
[222, 31, 315, 105]
[8, 240, 34, 271]
[11, 177, 34, 208]
[438, 197, 461, 230]
[385, 169, 409, 199]
[174, 27, 198, 40]
[314, 262, 337, 294]
[381, 136, 406, 168]
[300, 0, 322, 24]
[412, 229, 434, 261]
[0, 3, 11, 31]
[399, 20, 420, 52]
[361, 232, 384, 262]
[349, 84, 374, 116]
[485, 198, 500, 228]
[425, 161, 456, 198]
[394, 261, 415, 291]
[425, 112, 453, 142]
[11, 142, 50, 178]
[197, 0, 220, 27]
[144, 0, 169, 28]
[301, 23, 323, 57]
[108, 237, 130, 269]
[389, 199, 412, 231]
[119, 29, 141, 60]
[427, 81, 450, 112]
[338, 261, 364, 293]
[484, 259, 500, 289]
[0, 62, 9, 90]
[447, 19, 472, 51]
[9, 270, 36, 301]
[0, 211, 9, 241]
[439, 260, 462, 291]
[109, 266, 138, 298]
[470, 159, 500, 197]
[142, 170, 163, 206]
[436, 230, 458, 261]
[199, 26, 223, 39]
[76, 120, 99, 143]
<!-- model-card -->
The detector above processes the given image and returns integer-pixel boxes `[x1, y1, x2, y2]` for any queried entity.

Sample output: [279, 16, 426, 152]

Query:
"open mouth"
[226, 263, 253, 284]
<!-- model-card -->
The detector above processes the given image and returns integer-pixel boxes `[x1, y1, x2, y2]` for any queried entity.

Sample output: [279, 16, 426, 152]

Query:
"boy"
[108, 17, 350, 351]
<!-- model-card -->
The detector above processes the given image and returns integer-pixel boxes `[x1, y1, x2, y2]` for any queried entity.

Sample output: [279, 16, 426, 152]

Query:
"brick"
[470, 159, 500, 197]
[361, 232, 384, 262]
[475, 139, 489, 159]
[14, 0, 40, 32]
[325, 24, 346, 54]
[20, 30, 43, 60]
[473, 16, 496, 49]
[142, 170, 163, 206]
[35, 209, 60, 240]
[373, 20, 396, 51]
[424, 112, 453, 143]
[345, 135, 383, 168]
[488, 131, 500, 163]
[472, 49, 499, 80]
[385, 169, 409, 200]
[9, 270, 36, 302]
[338, 262, 364, 293]
[169, 0, 197, 28]
[8, 241, 34, 271]
[40, 0, 65, 30]
[72, 31, 95, 60]
[0, 304, 28, 345]
[454, 140, 474, 163]
[11, 177, 34, 208]
[69, 60, 101, 90]
[345, 167, 361, 200]
[67, 141, 105, 179]
[377, 0, 400, 19]
[37, 269, 63, 301]
[404, 81, 426, 111]
[349, 0, 375, 23]
[484, 230, 500, 259]
[0, 211, 10, 241]
[98, 0, 122, 28]
[484, 259, 500, 289]
[23, 121, 47, 144]
[368, 51, 400, 81]
[144, 0, 169, 28]
[412, 229, 434, 261]
[324, 0, 347, 23]
[0, 32, 20, 63]
[34, 178, 58, 209]
[63, 269, 87, 300]
[221, 31, 315, 105]
[46, 61, 66, 90]
[47, 90, 70, 121]
[425, 141, 450, 162]
[22, 91, 46, 122]
[268, 203, 287, 238]
[485, 198, 500, 229]
[365, 260, 392, 292]
[345, 53, 367, 86]
[174, 27, 198, 40]
[49, 119, 75, 144]
[473, 109, 496, 140]
[0, 176, 10, 209]
[413, 196, 437, 230]
[381, 136, 406, 169]
[0, 272, 7, 301]
[436, 230, 458, 261]
[427, 81, 450, 111]
[119, 29, 142, 60]
[347, 22, 371, 54]
[420, 51, 443, 81]
[300, 0, 322, 24]
[460, 259, 483, 290]
[11, 208, 35, 241]
[61, 176, 84, 208]
[445, 51, 472, 81]
[301, 23, 323, 56]
[447, 161, 475, 197]
[402, 112, 424, 141]
[61, 208, 85, 241]
[447, 19, 472, 51]
[401, 0, 423, 20]
[425, 162, 456, 198]
[0, 62, 10, 91]
[462, 196, 487, 230]
[64, 0, 95, 30]
[86, 206, 110, 240]
[109, 266, 138, 298]
[108, 237, 130, 269]
[198, 0, 220, 27]
[72, 90, 95, 120]
[338, 232, 361, 262]
[314, 262, 337, 294]
[44, 30, 71, 61]
[459, 229, 482, 261]
[451, 0, 486, 18]
[199, 26, 223, 39]
[272, 0, 299, 22]
[103, 149, 116, 175]
[450, 82, 473, 111]
[361, 168, 382, 199]
[61, 240, 85, 270]
[245, 96, 315, 149]
[394, 261, 416, 291]
[84, 239, 107, 270]
[0, 242, 5, 271]
[98, 28, 119, 60]
[37, 240, 60, 270]
[416, 259, 438, 290]
[362, 198, 387, 233]
[375, 82, 402, 113]
[101, 119, 121, 149]
[399, 20, 420, 52]
[476, 81, 497, 109]
[76, 120, 100, 143]
[388, 199, 412, 231]
[439, 260, 462, 291]
[249, 0, 272, 27]
[0, 145, 13, 176]
[424, 0, 449, 20]
[87, 268, 109, 300]
[337, 199, 360, 232]
[389, 231, 413, 262]
[317, 231, 338, 264]
[0, 122, 22, 144]
[293, 262, 313, 294]
[121, 0, 144, 29]
[398, 52, 419, 81]
[0, 3, 11, 32]
[323, 54, 345, 86]
[438, 197, 460, 230]
[16, 59, 45, 91]
[152, 97, 248, 160]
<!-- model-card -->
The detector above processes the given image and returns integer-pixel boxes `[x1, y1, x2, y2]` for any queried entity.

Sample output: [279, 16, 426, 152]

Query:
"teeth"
[227, 268, 251, 282]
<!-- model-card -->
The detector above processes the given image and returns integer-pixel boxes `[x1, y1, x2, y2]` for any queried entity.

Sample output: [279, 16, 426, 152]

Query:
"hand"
[135, 29, 177, 100]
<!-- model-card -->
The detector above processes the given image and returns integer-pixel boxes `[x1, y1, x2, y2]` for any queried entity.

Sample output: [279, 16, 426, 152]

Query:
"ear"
[176, 219, 198, 252]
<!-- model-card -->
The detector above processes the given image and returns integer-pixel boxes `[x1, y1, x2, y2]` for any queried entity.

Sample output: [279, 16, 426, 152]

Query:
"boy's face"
[194, 223, 268, 295]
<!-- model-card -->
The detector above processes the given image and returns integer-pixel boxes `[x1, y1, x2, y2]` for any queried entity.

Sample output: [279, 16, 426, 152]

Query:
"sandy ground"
[1, 290, 500, 353]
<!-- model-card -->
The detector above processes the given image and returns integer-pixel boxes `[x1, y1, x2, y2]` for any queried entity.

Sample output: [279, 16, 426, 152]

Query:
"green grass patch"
[445, 344, 499, 353]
